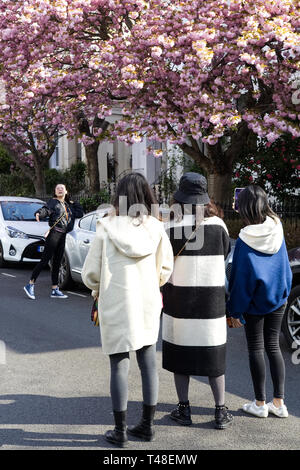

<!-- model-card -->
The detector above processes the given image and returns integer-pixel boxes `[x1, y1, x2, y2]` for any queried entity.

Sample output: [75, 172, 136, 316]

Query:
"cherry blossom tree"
[0, 0, 146, 192]
[0, 75, 62, 196]
[1, 0, 299, 200]
[110, 0, 300, 200]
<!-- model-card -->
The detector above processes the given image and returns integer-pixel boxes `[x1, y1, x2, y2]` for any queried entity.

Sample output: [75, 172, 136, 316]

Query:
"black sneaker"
[170, 402, 192, 426]
[215, 405, 233, 430]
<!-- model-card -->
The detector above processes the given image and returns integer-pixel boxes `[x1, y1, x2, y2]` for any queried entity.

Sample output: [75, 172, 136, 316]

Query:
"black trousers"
[31, 229, 66, 286]
[244, 304, 286, 401]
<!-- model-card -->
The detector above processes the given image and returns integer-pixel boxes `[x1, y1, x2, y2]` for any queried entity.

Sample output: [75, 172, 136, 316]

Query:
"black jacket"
[35, 198, 84, 233]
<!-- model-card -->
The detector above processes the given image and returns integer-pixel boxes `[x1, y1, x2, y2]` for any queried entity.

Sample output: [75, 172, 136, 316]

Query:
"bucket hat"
[174, 172, 210, 205]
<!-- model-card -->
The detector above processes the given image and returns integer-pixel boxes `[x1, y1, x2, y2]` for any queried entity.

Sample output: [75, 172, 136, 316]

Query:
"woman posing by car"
[227, 184, 292, 418]
[162, 172, 233, 430]
[23, 183, 84, 300]
[81, 172, 173, 447]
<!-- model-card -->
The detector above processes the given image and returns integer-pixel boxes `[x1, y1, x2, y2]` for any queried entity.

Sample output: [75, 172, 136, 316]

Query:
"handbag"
[44, 202, 70, 238]
[91, 297, 99, 327]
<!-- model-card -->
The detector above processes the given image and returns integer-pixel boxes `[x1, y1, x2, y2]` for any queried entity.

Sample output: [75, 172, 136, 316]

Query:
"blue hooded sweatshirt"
[227, 216, 292, 320]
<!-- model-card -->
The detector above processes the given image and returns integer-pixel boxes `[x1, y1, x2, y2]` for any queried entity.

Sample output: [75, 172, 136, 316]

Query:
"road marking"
[66, 291, 87, 298]
[1, 273, 16, 278]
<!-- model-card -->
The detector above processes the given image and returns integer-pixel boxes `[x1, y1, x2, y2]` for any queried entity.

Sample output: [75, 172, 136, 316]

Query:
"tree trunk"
[177, 123, 251, 205]
[177, 141, 234, 203]
[34, 162, 47, 198]
[77, 113, 108, 194]
[207, 171, 233, 204]
[84, 141, 100, 193]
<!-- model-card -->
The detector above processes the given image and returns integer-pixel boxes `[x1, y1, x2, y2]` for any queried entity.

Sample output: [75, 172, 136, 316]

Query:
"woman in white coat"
[81, 173, 174, 447]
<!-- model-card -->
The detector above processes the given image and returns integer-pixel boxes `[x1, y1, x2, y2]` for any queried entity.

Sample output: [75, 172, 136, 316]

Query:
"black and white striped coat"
[162, 215, 230, 377]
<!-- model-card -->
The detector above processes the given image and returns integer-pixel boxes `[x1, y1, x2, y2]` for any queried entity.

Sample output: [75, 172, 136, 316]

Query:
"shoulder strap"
[174, 225, 200, 261]
[49, 212, 66, 231]
[49, 200, 70, 231]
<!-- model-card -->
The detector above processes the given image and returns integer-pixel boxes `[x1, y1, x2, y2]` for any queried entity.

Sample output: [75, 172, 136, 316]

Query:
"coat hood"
[99, 215, 162, 258]
[239, 216, 283, 254]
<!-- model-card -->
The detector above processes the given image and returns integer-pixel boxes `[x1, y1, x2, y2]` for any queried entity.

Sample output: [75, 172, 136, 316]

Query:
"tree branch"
[77, 111, 92, 136]
[0, 142, 34, 180]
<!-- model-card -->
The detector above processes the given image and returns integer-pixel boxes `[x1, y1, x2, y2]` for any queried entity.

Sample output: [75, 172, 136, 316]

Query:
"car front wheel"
[282, 285, 300, 349]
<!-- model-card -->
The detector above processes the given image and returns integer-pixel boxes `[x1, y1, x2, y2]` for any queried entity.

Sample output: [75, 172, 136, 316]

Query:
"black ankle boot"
[127, 404, 156, 441]
[170, 401, 192, 426]
[215, 405, 233, 430]
[105, 410, 128, 447]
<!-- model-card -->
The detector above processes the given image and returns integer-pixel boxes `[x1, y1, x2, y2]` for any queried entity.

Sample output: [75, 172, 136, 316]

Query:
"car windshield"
[0, 201, 45, 221]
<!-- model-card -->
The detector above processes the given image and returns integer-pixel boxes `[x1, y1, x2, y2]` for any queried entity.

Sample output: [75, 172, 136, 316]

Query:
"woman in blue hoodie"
[227, 185, 292, 419]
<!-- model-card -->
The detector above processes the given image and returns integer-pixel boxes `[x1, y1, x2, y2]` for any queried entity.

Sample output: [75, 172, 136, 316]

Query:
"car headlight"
[5, 226, 29, 239]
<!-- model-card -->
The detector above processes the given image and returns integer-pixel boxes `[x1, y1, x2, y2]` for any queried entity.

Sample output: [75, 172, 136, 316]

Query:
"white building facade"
[49, 108, 169, 188]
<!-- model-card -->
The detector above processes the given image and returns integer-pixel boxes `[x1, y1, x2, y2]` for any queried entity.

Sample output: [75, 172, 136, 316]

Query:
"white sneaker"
[267, 401, 288, 418]
[243, 401, 268, 418]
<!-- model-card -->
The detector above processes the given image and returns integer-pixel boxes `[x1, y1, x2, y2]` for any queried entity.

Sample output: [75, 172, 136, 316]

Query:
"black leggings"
[31, 229, 66, 286]
[244, 304, 286, 401]
[109, 344, 158, 412]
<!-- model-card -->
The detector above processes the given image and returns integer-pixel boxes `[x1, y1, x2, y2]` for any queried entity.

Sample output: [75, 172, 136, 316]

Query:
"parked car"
[0, 196, 48, 267]
[58, 206, 169, 288]
[226, 243, 300, 348]
[57, 209, 109, 289]
[284, 247, 300, 348]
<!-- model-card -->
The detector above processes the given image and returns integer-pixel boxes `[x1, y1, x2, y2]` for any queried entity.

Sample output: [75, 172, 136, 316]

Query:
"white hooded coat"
[81, 215, 174, 355]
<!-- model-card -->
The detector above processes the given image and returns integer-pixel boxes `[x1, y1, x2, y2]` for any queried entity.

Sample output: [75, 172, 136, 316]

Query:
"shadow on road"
[0, 428, 105, 449]
[0, 395, 140, 448]
[0, 394, 235, 448]
[0, 394, 112, 426]
[0, 394, 225, 426]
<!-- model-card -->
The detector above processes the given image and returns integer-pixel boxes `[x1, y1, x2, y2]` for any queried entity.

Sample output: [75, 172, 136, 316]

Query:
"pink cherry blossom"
[0, 0, 298, 199]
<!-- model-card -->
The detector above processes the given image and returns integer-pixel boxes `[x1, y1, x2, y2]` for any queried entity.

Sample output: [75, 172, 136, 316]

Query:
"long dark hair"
[237, 184, 277, 226]
[113, 172, 158, 218]
[53, 183, 71, 204]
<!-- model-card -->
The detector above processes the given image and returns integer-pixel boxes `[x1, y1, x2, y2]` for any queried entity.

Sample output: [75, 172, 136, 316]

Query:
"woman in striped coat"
[162, 172, 233, 430]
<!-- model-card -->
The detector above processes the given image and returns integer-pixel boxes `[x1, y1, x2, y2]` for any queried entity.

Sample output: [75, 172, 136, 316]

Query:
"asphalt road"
[0, 263, 299, 451]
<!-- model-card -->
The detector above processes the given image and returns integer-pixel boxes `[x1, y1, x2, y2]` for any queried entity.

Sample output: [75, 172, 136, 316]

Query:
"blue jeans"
[244, 304, 286, 401]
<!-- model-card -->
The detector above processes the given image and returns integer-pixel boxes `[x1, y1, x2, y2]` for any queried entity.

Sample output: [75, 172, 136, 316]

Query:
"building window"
[54, 142, 59, 167]
[77, 139, 82, 161]
[146, 139, 162, 184]
[49, 134, 60, 169]
[107, 152, 117, 181]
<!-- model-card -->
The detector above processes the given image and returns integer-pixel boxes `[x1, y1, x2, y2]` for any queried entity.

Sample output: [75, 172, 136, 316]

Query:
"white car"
[58, 209, 109, 288]
[0, 196, 49, 267]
